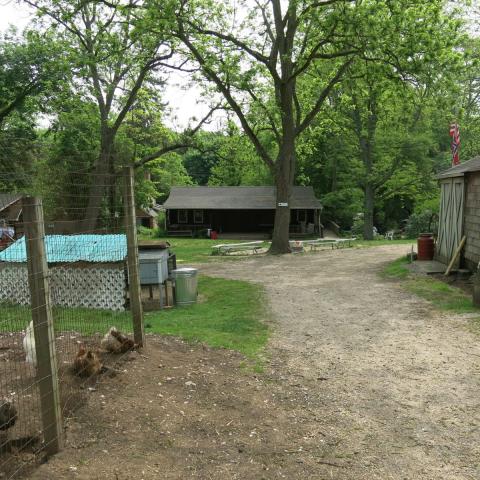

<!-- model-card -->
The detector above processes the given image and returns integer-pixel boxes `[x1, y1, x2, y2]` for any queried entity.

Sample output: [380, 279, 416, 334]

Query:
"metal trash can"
[173, 268, 198, 306]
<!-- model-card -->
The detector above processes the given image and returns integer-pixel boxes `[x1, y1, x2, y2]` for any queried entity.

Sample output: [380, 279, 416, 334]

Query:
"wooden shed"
[436, 156, 480, 270]
[0, 193, 23, 240]
[163, 186, 322, 237]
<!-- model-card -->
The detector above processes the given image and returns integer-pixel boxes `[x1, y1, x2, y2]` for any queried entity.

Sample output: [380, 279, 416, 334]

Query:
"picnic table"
[302, 238, 356, 251]
[212, 241, 264, 256]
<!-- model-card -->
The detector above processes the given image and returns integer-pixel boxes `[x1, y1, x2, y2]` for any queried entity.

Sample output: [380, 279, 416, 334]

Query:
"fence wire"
[0, 168, 145, 478]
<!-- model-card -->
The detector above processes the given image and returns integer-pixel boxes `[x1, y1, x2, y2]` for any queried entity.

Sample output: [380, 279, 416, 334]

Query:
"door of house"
[436, 177, 465, 265]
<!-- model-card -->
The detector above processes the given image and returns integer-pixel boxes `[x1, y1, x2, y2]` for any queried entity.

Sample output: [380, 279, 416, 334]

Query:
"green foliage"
[146, 276, 269, 359]
[405, 211, 439, 239]
[208, 130, 272, 186]
[351, 213, 366, 238]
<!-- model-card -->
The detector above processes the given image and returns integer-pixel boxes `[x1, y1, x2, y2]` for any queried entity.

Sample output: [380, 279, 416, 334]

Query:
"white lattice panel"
[0, 264, 30, 305]
[0, 264, 126, 311]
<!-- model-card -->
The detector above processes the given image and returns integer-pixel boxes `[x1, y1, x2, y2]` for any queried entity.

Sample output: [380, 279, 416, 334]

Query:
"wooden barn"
[436, 156, 480, 270]
[163, 186, 322, 237]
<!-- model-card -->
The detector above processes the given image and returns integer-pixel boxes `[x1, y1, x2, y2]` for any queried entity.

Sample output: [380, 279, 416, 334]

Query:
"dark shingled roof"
[163, 186, 322, 210]
[437, 156, 480, 179]
[0, 193, 22, 212]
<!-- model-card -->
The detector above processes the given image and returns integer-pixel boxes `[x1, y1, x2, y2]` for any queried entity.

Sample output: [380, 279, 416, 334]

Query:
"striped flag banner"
[449, 123, 460, 166]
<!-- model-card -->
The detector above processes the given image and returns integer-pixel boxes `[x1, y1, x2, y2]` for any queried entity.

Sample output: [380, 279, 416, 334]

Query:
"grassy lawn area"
[145, 276, 269, 360]
[138, 235, 415, 265]
[0, 304, 132, 335]
[382, 256, 478, 314]
[138, 236, 270, 264]
[1, 276, 269, 363]
[356, 239, 415, 248]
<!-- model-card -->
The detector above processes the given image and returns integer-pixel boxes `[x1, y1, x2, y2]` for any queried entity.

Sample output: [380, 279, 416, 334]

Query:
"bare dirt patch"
[26, 336, 334, 480]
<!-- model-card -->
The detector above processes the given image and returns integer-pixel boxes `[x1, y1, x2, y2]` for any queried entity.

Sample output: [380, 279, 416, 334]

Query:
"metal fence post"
[22, 196, 63, 455]
[124, 166, 145, 346]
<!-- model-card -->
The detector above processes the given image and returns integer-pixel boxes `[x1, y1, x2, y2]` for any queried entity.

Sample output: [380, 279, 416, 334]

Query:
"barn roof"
[163, 186, 322, 210]
[0, 193, 22, 212]
[437, 156, 480, 179]
[0, 234, 127, 263]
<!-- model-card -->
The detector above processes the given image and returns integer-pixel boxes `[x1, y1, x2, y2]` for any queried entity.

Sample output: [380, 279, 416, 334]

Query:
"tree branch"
[177, 24, 275, 170]
[134, 104, 223, 167]
[296, 58, 354, 135]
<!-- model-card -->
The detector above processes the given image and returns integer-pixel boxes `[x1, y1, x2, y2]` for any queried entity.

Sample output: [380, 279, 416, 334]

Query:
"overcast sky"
[0, 0, 216, 131]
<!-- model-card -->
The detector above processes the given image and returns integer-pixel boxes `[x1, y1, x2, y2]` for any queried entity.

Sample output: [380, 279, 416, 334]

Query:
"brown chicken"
[0, 399, 17, 431]
[110, 328, 137, 353]
[73, 345, 102, 377]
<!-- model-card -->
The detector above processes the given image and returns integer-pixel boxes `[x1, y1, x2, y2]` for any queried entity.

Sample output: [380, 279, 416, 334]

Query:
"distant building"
[163, 186, 322, 237]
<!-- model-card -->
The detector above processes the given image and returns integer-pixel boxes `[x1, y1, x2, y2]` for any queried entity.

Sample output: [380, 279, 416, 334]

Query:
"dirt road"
[201, 245, 480, 479]
[27, 245, 480, 479]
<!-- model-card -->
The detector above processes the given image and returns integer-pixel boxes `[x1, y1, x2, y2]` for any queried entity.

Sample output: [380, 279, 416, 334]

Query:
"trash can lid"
[172, 268, 197, 275]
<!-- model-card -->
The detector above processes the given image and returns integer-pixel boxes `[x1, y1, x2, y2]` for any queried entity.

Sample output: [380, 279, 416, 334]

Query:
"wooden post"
[445, 235, 466, 276]
[124, 166, 145, 346]
[22, 197, 63, 455]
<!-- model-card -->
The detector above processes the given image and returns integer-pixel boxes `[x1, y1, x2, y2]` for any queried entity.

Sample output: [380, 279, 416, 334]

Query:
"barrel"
[173, 268, 198, 306]
[417, 233, 434, 261]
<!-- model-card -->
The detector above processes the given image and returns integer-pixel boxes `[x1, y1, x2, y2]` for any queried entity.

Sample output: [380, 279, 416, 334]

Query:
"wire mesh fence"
[0, 167, 144, 478]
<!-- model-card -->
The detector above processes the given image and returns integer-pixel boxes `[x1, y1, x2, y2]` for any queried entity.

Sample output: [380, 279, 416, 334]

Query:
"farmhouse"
[0, 234, 128, 310]
[163, 186, 322, 237]
[437, 156, 480, 270]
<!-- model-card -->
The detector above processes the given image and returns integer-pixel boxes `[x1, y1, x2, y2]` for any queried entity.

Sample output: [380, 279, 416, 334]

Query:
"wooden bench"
[212, 241, 264, 255]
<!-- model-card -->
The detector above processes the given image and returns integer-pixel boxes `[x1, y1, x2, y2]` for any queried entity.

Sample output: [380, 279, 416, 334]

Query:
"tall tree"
[144, 0, 458, 253]
[25, 0, 175, 229]
[0, 28, 65, 125]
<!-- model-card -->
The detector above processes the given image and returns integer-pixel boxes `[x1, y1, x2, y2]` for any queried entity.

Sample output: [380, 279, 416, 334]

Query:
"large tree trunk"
[270, 174, 292, 254]
[269, 141, 295, 254]
[363, 182, 375, 240]
[84, 126, 115, 232]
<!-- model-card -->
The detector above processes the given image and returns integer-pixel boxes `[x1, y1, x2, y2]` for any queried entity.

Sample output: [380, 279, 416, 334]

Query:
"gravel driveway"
[201, 245, 480, 479]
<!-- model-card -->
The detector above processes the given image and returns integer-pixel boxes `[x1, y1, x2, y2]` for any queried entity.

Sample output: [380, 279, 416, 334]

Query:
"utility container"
[138, 249, 169, 285]
[417, 233, 434, 261]
[173, 267, 198, 306]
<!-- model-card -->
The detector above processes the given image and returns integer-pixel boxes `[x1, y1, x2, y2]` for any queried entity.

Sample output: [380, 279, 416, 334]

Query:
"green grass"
[145, 276, 269, 359]
[356, 239, 415, 247]
[405, 277, 477, 313]
[0, 304, 131, 334]
[382, 256, 478, 314]
[1, 276, 269, 362]
[381, 256, 411, 279]
[138, 236, 269, 264]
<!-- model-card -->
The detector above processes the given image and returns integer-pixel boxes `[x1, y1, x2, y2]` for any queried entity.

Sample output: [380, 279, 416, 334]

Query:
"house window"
[178, 210, 188, 224]
[193, 210, 204, 224]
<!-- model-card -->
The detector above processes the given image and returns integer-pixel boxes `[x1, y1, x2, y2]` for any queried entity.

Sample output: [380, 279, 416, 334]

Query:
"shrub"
[405, 210, 438, 239]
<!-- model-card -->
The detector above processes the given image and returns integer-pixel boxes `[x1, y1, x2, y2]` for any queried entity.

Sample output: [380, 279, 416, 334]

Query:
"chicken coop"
[0, 234, 128, 310]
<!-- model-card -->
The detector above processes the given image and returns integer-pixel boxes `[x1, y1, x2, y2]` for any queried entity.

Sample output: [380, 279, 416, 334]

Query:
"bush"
[137, 225, 154, 237]
[405, 210, 438, 239]
[351, 213, 364, 238]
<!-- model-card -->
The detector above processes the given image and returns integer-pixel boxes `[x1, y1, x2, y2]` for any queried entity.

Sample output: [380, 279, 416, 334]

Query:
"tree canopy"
[0, 0, 476, 244]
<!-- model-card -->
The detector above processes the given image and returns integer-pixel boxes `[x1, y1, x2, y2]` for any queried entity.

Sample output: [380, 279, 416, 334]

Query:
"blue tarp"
[0, 234, 127, 263]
